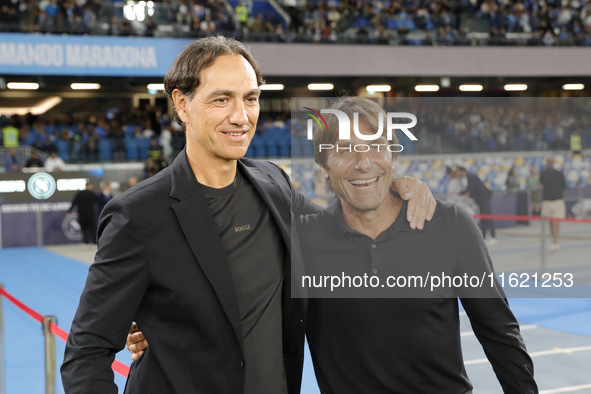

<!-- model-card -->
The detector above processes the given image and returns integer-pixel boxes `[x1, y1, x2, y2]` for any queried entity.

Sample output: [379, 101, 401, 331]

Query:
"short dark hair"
[313, 96, 399, 170]
[164, 36, 264, 125]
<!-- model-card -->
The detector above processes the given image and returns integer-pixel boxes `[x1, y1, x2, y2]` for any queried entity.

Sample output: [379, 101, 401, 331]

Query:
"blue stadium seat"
[55, 139, 70, 161]
[291, 137, 302, 157]
[125, 138, 139, 160]
[355, 17, 369, 28]
[136, 137, 151, 160]
[278, 134, 291, 157]
[98, 139, 112, 161]
[265, 135, 279, 157]
[250, 134, 266, 157]
[386, 18, 398, 30]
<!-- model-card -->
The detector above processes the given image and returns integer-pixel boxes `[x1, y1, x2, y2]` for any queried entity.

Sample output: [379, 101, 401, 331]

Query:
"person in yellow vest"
[235, 1, 249, 29]
[2, 117, 19, 148]
[570, 130, 582, 156]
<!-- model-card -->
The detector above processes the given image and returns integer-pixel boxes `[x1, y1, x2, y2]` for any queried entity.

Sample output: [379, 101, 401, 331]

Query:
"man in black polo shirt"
[297, 97, 537, 393]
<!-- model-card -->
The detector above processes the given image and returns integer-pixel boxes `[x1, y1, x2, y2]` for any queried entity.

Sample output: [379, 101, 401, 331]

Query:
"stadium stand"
[1, 0, 590, 46]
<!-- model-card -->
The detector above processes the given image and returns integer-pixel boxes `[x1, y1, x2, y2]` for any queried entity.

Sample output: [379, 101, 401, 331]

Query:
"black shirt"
[296, 199, 537, 394]
[69, 190, 99, 220]
[202, 168, 287, 394]
[539, 168, 566, 201]
[463, 173, 492, 206]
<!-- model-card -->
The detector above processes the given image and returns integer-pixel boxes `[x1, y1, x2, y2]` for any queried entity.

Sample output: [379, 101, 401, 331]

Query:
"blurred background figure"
[24, 151, 44, 168]
[127, 175, 139, 190]
[570, 129, 583, 157]
[527, 164, 542, 216]
[457, 166, 497, 246]
[97, 182, 113, 214]
[3, 148, 23, 172]
[505, 167, 520, 193]
[2, 116, 19, 148]
[44, 151, 66, 172]
[447, 166, 480, 218]
[67, 182, 100, 244]
[540, 158, 566, 251]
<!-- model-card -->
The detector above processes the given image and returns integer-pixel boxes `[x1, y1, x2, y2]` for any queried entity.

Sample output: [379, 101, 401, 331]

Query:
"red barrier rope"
[0, 287, 43, 323]
[0, 287, 130, 377]
[473, 213, 591, 223]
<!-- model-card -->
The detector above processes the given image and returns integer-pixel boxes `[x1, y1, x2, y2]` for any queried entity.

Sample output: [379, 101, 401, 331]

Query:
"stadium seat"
[55, 139, 70, 161]
[124, 138, 139, 160]
[98, 139, 112, 161]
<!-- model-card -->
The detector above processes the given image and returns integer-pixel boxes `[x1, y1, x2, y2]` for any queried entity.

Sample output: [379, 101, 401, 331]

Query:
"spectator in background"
[527, 164, 542, 216]
[570, 129, 583, 156]
[540, 158, 566, 251]
[147, 138, 163, 160]
[457, 166, 498, 246]
[25, 151, 44, 168]
[2, 117, 20, 148]
[3, 148, 23, 172]
[144, 157, 159, 178]
[235, 1, 248, 30]
[44, 150, 66, 171]
[160, 125, 174, 159]
[97, 182, 113, 214]
[505, 167, 520, 192]
[67, 182, 100, 244]
[40, 139, 58, 153]
[145, 16, 157, 36]
[127, 175, 139, 190]
[81, 134, 99, 162]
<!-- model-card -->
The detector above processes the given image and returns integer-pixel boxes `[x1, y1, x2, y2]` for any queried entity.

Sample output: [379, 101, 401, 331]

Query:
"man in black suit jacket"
[61, 36, 435, 393]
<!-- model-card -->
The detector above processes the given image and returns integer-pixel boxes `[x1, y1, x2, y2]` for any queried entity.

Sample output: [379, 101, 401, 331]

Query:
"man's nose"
[229, 100, 248, 126]
[354, 152, 372, 171]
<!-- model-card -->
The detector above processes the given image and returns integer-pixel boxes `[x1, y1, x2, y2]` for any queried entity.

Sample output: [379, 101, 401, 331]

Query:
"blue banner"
[0, 33, 193, 76]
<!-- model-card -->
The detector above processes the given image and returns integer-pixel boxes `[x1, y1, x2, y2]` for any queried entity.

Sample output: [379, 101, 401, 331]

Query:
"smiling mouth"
[349, 177, 379, 188]
[222, 131, 247, 136]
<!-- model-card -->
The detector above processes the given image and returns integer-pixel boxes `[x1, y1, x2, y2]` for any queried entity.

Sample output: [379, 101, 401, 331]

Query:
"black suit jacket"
[61, 150, 315, 393]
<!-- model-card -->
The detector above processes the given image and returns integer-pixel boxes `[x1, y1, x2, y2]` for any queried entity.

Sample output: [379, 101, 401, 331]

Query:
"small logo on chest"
[235, 224, 251, 232]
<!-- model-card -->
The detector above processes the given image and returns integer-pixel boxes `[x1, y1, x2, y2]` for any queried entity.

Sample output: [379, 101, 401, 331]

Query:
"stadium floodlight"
[71, 83, 101, 90]
[260, 84, 285, 91]
[147, 83, 165, 91]
[504, 84, 528, 91]
[308, 83, 334, 91]
[563, 83, 584, 91]
[415, 84, 440, 92]
[366, 85, 391, 93]
[0, 97, 62, 116]
[459, 84, 483, 92]
[7, 82, 39, 90]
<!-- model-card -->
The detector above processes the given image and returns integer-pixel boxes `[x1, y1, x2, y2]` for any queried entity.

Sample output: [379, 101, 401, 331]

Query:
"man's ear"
[172, 89, 189, 124]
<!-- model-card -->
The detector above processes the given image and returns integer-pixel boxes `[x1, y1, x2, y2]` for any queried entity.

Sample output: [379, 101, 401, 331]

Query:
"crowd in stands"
[1, 0, 591, 46]
[420, 102, 591, 153]
[0, 104, 187, 172]
[282, 0, 591, 45]
[1, 100, 588, 174]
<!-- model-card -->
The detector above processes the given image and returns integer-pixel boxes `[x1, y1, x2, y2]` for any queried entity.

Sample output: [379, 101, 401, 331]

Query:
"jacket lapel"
[239, 161, 291, 252]
[168, 150, 243, 348]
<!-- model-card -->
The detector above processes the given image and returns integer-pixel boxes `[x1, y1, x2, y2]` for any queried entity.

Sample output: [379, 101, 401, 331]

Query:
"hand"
[392, 176, 436, 230]
[127, 322, 149, 361]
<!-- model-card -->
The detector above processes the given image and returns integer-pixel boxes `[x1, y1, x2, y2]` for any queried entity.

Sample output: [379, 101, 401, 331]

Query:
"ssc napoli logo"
[62, 213, 83, 241]
[27, 172, 57, 200]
